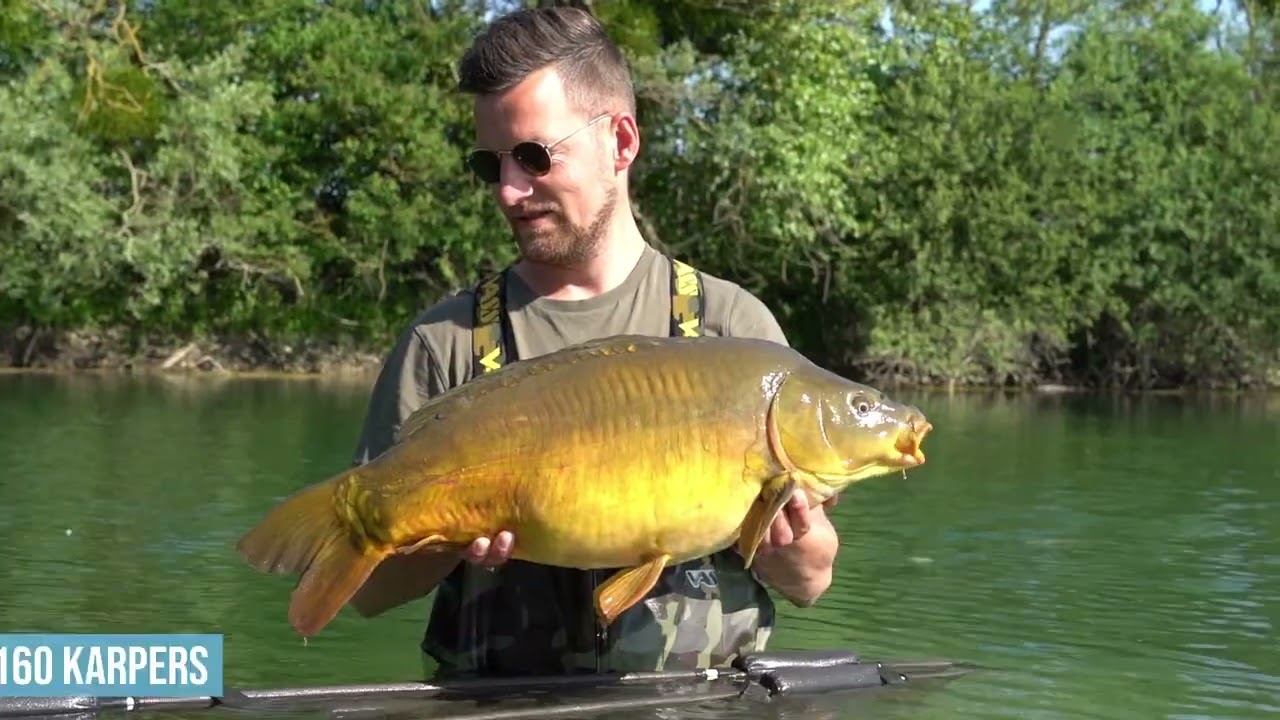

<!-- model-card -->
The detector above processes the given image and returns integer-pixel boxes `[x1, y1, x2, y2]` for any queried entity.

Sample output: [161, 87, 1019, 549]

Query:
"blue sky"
[969, 0, 1232, 13]
[878, 0, 1249, 52]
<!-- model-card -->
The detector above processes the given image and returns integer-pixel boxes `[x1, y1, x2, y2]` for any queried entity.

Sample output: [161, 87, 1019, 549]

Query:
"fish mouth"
[893, 417, 932, 467]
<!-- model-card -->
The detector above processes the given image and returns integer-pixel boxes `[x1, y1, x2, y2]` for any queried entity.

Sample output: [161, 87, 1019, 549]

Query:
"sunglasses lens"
[512, 143, 553, 176]
[467, 150, 501, 184]
[466, 144, 553, 183]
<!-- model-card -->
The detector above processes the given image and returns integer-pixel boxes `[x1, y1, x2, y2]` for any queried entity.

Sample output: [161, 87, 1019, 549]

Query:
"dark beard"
[515, 185, 617, 268]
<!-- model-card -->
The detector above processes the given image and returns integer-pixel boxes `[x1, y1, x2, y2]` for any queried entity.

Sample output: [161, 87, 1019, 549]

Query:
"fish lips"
[894, 419, 933, 466]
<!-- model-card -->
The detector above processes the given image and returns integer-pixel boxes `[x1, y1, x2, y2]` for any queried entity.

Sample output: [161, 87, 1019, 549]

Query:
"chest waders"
[466, 255, 705, 672]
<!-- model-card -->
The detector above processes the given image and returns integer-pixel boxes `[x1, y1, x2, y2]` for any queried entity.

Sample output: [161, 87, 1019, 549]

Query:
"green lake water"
[0, 372, 1276, 720]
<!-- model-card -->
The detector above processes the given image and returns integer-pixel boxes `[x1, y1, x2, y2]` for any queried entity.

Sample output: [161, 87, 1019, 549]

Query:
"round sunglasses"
[466, 114, 611, 184]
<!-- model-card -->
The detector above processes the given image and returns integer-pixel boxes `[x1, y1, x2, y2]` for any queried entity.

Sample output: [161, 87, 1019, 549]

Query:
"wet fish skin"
[235, 334, 933, 637]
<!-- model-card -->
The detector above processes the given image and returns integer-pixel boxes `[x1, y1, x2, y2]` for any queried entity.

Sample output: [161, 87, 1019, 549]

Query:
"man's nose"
[496, 157, 534, 207]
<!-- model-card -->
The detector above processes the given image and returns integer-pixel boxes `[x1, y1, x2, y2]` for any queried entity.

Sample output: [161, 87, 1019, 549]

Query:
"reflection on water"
[0, 374, 1276, 720]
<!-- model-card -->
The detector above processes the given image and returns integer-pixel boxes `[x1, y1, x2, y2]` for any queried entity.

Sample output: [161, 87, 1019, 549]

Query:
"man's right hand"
[461, 531, 514, 567]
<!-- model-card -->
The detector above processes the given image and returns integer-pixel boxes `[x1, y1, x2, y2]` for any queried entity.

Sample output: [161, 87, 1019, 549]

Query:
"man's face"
[472, 66, 618, 267]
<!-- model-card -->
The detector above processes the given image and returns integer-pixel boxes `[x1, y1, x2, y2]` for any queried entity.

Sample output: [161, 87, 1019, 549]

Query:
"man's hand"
[755, 490, 838, 557]
[462, 531, 515, 567]
[747, 489, 840, 606]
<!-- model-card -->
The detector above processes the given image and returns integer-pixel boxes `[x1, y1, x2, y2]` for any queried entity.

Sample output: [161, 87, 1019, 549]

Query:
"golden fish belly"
[508, 463, 764, 569]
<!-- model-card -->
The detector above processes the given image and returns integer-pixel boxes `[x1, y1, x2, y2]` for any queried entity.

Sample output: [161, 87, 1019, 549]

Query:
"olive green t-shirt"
[351, 242, 789, 463]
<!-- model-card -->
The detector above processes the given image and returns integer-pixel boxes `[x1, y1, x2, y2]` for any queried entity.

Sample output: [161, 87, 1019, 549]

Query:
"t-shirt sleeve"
[349, 324, 446, 466]
[726, 289, 791, 347]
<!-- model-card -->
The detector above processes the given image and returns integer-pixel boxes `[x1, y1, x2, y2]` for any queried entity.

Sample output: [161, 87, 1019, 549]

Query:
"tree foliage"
[1, 0, 1276, 389]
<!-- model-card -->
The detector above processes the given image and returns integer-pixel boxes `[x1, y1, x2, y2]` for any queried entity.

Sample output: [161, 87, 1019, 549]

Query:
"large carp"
[236, 334, 933, 637]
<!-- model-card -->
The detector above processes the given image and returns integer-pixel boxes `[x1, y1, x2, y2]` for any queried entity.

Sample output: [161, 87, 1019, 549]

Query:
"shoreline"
[2, 326, 385, 383]
[4, 363, 1275, 398]
[2, 327, 1276, 394]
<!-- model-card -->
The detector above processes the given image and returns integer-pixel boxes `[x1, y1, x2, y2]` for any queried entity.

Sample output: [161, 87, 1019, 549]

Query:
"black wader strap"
[669, 257, 704, 338]
[471, 268, 514, 377]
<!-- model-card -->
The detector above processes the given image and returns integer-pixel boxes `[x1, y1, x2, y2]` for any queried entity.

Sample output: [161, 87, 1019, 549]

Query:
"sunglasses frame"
[466, 114, 612, 184]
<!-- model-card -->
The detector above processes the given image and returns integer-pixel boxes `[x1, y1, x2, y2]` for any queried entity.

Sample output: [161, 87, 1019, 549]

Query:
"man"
[349, 5, 840, 679]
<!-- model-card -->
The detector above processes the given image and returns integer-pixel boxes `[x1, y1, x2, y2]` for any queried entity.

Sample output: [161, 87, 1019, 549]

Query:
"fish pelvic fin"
[349, 549, 462, 619]
[235, 476, 384, 637]
[736, 473, 797, 569]
[595, 554, 671, 627]
[349, 535, 468, 619]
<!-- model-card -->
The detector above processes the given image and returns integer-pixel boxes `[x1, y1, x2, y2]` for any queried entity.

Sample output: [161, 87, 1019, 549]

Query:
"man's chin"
[512, 226, 555, 249]
[519, 238, 602, 268]
[514, 234, 565, 260]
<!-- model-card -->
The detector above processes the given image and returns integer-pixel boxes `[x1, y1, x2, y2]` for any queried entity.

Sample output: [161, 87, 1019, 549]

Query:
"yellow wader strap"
[471, 268, 513, 377]
[470, 257, 704, 376]
[669, 257, 704, 338]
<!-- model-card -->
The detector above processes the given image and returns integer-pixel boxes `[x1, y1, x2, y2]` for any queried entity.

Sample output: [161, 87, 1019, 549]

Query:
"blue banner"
[0, 634, 223, 697]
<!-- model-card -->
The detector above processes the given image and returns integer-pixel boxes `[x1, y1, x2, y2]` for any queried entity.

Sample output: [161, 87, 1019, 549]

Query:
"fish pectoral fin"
[736, 473, 797, 569]
[594, 555, 671, 627]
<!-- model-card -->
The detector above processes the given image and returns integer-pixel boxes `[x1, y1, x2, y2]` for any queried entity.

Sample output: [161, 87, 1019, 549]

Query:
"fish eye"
[848, 392, 874, 417]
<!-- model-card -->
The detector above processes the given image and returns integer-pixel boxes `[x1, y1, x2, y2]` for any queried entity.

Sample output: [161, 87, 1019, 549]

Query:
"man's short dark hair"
[457, 6, 635, 115]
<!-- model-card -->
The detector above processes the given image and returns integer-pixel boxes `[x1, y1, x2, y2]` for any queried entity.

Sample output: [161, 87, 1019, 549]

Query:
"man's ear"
[611, 113, 640, 172]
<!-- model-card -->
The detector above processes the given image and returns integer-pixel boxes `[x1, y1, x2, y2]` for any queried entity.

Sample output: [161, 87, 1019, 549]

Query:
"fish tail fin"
[286, 530, 382, 637]
[236, 474, 384, 637]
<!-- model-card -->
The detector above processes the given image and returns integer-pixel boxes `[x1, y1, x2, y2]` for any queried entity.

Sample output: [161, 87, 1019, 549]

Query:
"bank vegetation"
[1, 0, 1277, 390]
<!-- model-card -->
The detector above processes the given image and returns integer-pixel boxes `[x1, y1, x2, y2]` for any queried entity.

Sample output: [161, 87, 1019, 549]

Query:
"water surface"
[0, 373, 1275, 719]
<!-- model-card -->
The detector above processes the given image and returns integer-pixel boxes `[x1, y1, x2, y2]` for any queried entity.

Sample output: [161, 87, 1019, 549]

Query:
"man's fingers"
[788, 491, 806, 511]
[770, 516, 793, 548]
[489, 531, 514, 563]
[792, 510, 810, 538]
[460, 531, 515, 568]
[787, 490, 811, 538]
[463, 536, 490, 563]
[762, 491, 810, 552]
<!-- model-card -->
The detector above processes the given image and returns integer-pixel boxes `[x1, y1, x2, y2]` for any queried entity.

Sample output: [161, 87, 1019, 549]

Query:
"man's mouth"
[513, 208, 556, 223]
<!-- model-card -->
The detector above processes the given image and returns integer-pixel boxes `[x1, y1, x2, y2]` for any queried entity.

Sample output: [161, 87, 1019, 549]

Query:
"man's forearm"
[751, 509, 839, 607]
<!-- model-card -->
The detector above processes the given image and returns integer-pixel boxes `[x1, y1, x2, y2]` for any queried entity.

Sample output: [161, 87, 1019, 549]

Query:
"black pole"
[219, 666, 740, 706]
[0, 695, 216, 718]
[330, 687, 752, 720]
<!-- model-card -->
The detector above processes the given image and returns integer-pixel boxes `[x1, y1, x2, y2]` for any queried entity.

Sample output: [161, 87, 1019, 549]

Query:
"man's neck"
[514, 222, 647, 301]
